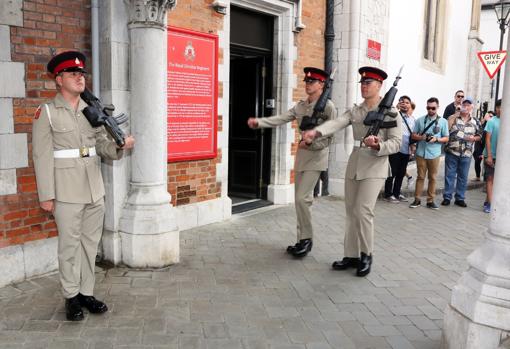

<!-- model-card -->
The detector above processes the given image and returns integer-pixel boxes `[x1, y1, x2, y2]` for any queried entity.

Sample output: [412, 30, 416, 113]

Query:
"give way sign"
[477, 50, 507, 79]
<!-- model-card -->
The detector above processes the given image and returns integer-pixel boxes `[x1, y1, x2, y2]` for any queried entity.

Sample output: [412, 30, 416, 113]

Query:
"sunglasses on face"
[426, 106, 437, 110]
[456, 95, 464, 98]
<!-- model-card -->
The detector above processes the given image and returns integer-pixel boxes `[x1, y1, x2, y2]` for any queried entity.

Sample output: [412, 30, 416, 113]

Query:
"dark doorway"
[229, 6, 274, 213]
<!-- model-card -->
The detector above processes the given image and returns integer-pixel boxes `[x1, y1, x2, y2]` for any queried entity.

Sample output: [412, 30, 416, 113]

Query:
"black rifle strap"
[400, 112, 413, 134]
[420, 117, 438, 135]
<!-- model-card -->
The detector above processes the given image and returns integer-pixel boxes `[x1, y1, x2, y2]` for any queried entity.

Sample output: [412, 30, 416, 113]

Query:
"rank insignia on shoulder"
[34, 106, 42, 120]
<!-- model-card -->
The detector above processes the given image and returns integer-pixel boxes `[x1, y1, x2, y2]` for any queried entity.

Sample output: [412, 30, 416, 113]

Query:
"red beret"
[303, 67, 328, 82]
[47, 51, 86, 75]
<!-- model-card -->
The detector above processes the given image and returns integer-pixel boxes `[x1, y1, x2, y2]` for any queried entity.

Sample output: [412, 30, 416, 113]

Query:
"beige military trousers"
[344, 178, 385, 257]
[53, 197, 104, 299]
[295, 170, 322, 241]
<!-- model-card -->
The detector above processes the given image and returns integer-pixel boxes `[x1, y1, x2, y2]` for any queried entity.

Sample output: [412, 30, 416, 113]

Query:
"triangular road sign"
[477, 50, 507, 79]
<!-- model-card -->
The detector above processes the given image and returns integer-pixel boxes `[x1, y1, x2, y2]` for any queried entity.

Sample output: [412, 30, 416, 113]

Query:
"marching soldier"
[32, 51, 135, 321]
[303, 66, 402, 276]
[247, 67, 337, 258]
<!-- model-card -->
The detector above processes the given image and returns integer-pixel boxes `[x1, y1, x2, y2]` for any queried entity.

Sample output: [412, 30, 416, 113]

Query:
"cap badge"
[75, 58, 80, 65]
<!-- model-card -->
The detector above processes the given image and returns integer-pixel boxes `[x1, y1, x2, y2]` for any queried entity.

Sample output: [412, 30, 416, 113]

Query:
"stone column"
[119, 0, 179, 268]
[465, 0, 484, 111]
[441, 31, 510, 349]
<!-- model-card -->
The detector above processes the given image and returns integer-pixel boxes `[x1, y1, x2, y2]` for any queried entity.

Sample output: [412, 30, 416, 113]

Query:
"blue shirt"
[483, 116, 500, 159]
[413, 115, 449, 159]
[400, 113, 415, 154]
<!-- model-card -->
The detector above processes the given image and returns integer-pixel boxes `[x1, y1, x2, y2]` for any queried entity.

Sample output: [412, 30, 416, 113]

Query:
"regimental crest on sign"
[477, 50, 508, 79]
[184, 41, 196, 61]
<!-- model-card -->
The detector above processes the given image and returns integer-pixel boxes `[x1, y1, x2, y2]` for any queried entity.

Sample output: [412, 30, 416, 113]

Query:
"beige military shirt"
[32, 93, 123, 204]
[256, 99, 337, 171]
[315, 101, 402, 179]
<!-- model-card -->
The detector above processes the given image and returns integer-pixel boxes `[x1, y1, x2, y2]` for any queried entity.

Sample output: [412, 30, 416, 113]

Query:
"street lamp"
[493, 1, 510, 109]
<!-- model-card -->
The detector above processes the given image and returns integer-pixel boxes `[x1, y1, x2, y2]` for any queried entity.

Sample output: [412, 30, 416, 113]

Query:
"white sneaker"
[383, 195, 399, 204]
[398, 194, 408, 202]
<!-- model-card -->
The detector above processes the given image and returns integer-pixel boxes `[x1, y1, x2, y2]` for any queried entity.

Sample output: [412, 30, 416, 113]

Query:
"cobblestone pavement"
[0, 183, 490, 349]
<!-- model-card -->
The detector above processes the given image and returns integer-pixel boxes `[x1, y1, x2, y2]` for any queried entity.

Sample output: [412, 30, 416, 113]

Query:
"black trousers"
[473, 141, 483, 178]
[313, 170, 329, 196]
[384, 152, 410, 198]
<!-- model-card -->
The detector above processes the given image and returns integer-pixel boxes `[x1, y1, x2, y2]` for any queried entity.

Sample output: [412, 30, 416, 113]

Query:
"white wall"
[387, 0, 472, 117]
[479, 7, 507, 108]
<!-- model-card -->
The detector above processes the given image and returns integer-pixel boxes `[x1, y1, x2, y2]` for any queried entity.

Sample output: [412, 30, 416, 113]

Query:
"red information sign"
[367, 39, 381, 61]
[167, 27, 218, 162]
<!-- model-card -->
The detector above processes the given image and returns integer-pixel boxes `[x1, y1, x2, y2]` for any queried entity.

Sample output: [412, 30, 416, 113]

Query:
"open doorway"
[228, 6, 274, 213]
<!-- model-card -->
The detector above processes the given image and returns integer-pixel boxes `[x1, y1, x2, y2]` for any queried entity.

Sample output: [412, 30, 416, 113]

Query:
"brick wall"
[167, 1, 224, 206]
[0, 0, 91, 248]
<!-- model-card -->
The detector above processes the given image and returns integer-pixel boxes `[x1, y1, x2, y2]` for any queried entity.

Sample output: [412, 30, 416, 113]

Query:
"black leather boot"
[65, 295, 84, 321]
[290, 239, 312, 258]
[78, 293, 108, 314]
[356, 252, 372, 277]
[287, 241, 301, 254]
[332, 257, 360, 270]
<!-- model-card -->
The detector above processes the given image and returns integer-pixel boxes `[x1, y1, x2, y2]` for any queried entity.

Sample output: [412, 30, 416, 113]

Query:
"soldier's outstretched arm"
[312, 108, 351, 138]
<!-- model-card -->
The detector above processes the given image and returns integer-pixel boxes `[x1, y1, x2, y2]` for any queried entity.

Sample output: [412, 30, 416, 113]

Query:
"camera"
[425, 134, 433, 142]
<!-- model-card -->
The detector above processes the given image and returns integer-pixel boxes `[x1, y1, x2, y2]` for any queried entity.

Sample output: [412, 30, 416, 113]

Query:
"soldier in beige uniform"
[248, 67, 336, 258]
[303, 67, 401, 276]
[32, 51, 135, 321]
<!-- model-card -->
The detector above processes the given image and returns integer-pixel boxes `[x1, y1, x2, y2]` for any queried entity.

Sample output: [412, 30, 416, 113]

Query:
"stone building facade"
[0, 0, 329, 286]
[0, 0, 487, 288]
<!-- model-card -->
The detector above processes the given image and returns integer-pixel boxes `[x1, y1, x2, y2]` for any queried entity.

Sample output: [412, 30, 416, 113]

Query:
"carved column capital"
[128, 0, 176, 27]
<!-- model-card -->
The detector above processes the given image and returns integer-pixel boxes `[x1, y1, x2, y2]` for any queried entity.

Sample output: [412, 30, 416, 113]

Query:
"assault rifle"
[363, 66, 403, 137]
[80, 88, 126, 147]
[299, 68, 337, 131]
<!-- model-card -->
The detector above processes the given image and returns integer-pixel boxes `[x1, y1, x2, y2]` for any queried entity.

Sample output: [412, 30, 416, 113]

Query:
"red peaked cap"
[47, 51, 87, 75]
[358, 66, 387, 82]
[303, 67, 328, 82]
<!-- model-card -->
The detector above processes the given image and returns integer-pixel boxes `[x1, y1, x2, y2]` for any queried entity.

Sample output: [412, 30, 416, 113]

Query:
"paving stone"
[385, 335, 415, 349]
[142, 333, 178, 346]
[363, 324, 401, 336]
[407, 315, 439, 330]
[396, 325, 428, 341]
[0, 187, 491, 348]
[417, 305, 444, 320]
[21, 320, 59, 332]
[389, 305, 423, 316]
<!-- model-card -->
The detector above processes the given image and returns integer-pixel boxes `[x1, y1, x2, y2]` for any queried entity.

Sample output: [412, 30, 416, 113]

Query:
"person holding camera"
[247, 67, 336, 258]
[32, 51, 135, 321]
[409, 97, 449, 209]
[442, 90, 464, 119]
[383, 95, 415, 203]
